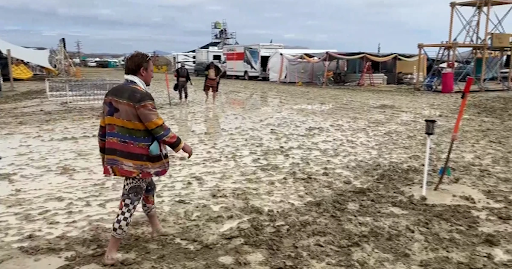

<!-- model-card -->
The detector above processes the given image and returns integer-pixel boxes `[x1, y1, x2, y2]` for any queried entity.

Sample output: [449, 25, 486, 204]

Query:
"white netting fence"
[46, 78, 122, 104]
[45, 78, 175, 105]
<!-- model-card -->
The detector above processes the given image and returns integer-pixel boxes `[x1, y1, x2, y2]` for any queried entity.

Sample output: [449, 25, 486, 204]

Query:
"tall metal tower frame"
[416, 0, 512, 91]
[75, 40, 82, 67]
[211, 19, 237, 49]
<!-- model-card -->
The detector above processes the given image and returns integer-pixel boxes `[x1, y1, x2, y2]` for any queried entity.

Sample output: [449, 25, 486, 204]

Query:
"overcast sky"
[1, 0, 512, 54]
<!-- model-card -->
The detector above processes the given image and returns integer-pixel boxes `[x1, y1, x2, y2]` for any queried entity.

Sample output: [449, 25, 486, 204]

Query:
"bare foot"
[103, 254, 118, 266]
[104, 236, 122, 265]
[151, 227, 171, 237]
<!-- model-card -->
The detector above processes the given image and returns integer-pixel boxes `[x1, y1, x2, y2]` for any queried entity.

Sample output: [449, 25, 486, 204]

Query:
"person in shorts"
[203, 62, 222, 104]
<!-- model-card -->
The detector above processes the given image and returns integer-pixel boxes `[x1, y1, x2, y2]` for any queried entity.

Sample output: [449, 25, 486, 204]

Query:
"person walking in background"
[98, 51, 193, 265]
[203, 62, 222, 104]
[174, 62, 192, 103]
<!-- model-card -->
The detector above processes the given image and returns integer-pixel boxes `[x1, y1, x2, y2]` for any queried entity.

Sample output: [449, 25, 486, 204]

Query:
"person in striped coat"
[98, 51, 193, 265]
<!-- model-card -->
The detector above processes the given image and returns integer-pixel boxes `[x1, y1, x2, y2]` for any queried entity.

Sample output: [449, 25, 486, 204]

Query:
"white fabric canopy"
[0, 38, 53, 69]
[267, 49, 337, 82]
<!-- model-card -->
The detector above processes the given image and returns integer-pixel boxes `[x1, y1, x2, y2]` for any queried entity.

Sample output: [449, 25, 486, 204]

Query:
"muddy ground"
[0, 68, 511, 268]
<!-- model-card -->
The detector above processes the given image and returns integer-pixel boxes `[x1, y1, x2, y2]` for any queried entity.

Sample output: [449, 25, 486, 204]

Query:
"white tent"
[0, 38, 53, 69]
[267, 49, 338, 83]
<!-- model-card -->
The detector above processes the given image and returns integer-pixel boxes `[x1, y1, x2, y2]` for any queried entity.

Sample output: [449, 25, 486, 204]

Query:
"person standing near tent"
[203, 62, 222, 104]
[174, 62, 192, 103]
[98, 51, 193, 265]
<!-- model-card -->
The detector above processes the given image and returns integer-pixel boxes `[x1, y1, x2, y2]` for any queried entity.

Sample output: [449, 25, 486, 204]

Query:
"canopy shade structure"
[267, 50, 423, 83]
[324, 52, 421, 62]
[267, 49, 337, 82]
[0, 38, 53, 69]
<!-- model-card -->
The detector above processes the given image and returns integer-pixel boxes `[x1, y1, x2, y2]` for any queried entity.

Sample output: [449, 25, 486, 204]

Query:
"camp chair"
[424, 76, 439, 91]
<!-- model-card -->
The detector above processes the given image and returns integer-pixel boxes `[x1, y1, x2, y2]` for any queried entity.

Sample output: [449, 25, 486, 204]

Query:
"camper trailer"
[193, 48, 224, 76]
[172, 53, 195, 73]
[223, 43, 284, 80]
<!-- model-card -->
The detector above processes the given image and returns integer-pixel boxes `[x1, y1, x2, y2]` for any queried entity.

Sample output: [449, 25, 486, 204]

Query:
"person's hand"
[181, 143, 193, 158]
[190, 81, 193, 86]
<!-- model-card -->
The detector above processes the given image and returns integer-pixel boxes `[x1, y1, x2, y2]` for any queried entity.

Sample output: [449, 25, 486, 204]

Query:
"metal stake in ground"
[422, 119, 437, 196]
[165, 72, 172, 105]
[434, 76, 474, 191]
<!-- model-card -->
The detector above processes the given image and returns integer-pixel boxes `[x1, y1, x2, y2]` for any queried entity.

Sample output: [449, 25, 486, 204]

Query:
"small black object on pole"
[422, 119, 437, 196]
[425, 119, 436, 136]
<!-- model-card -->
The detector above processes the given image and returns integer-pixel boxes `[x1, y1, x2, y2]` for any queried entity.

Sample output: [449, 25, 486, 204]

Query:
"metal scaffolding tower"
[416, 0, 512, 91]
[211, 19, 237, 49]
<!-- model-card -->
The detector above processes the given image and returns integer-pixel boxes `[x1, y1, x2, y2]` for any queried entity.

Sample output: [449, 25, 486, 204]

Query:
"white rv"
[223, 43, 285, 80]
[172, 53, 195, 73]
[194, 47, 224, 76]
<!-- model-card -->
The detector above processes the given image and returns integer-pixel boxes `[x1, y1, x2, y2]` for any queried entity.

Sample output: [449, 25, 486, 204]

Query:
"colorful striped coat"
[98, 81, 184, 179]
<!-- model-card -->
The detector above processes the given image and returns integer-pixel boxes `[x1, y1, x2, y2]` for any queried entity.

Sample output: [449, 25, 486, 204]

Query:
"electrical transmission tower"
[75, 40, 82, 66]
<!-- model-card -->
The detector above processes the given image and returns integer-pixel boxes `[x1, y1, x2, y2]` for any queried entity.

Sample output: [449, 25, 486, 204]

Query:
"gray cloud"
[1, 0, 511, 54]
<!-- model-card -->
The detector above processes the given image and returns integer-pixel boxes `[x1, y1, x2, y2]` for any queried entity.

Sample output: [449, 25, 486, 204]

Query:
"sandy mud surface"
[0, 68, 512, 268]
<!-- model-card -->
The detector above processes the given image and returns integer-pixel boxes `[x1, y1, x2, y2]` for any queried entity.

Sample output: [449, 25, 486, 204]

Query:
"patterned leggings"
[111, 176, 156, 238]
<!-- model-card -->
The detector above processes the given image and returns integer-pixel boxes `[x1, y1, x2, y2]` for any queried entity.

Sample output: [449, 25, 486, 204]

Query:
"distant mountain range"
[67, 51, 124, 58]
[284, 45, 309, 49]
[154, 50, 171, 55]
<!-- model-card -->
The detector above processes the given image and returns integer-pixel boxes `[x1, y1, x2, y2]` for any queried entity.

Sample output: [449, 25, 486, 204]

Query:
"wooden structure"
[416, 0, 512, 91]
[6, 49, 13, 90]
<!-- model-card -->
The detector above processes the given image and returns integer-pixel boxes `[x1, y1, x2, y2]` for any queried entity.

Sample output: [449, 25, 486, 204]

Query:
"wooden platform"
[454, 0, 512, 7]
